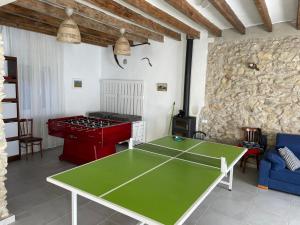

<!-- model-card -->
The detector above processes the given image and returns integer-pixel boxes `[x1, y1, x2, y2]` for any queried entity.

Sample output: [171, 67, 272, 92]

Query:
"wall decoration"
[141, 57, 152, 67]
[157, 83, 167, 92]
[73, 79, 83, 88]
[247, 55, 259, 71]
[113, 42, 151, 69]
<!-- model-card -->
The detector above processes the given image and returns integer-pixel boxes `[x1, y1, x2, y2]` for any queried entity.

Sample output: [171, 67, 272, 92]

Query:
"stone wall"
[202, 35, 300, 146]
[0, 34, 9, 219]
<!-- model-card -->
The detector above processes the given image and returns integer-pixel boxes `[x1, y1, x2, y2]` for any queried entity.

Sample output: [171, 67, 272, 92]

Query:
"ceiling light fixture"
[57, 7, 81, 44]
[114, 28, 131, 56]
[198, 0, 210, 9]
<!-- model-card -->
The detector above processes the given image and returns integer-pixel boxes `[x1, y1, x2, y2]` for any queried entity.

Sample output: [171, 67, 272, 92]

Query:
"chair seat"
[244, 148, 262, 157]
[19, 136, 42, 143]
[238, 143, 262, 157]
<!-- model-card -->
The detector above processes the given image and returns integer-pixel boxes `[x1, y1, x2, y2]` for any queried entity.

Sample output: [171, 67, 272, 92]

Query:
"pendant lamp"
[114, 28, 131, 56]
[57, 8, 81, 44]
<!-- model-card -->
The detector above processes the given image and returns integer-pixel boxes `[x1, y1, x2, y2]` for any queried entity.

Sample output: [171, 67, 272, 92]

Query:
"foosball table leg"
[129, 138, 134, 149]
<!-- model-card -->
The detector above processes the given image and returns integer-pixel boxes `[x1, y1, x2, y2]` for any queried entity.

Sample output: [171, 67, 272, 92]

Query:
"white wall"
[63, 43, 103, 116]
[109, 0, 210, 139]
[190, 34, 209, 120]
[101, 38, 185, 141]
[101, 35, 209, 141]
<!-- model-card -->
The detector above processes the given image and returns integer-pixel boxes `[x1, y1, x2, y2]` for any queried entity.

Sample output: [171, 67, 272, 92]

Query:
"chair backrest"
[242, 127, 261, 143]
[193, 131, 207, 140]
[19, 119, 33, 137]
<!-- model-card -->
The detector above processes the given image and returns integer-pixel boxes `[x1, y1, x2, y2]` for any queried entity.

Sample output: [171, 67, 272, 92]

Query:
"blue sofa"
[258, 133, 300, 195]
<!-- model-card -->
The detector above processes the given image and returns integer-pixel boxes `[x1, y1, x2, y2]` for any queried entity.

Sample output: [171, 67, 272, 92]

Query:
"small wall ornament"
[247, 55, 260, 71]
[73, 79, 83, 88]
[157, 83, 167, 92]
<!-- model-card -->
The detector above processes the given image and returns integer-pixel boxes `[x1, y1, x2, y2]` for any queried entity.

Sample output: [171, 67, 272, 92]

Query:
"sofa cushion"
[265, 151, 286, 171]
[269, 179, 300, 196]
[270, 168, 300, 186]
[276, 133, 300, 157]
[278, 147, 300, 171]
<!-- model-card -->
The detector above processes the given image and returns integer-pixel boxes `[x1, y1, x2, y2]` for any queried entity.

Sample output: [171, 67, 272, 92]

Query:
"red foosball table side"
[48, 116, 132, 165]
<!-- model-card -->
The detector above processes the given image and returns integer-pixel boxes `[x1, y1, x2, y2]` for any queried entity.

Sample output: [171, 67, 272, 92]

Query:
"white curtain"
[1, 26, 64, 149]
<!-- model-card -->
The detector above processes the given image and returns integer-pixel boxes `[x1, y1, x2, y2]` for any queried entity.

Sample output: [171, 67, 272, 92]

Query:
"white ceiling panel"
[0, 0, 16, 7]
[188, 0, 232, 29]
[226, 0, 261, 27]
[187, 0, 299, 30]
[266, 0, 298, 24]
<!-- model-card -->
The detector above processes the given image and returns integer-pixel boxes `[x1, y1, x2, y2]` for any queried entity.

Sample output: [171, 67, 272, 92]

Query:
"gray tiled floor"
[6, 147, 300, 225]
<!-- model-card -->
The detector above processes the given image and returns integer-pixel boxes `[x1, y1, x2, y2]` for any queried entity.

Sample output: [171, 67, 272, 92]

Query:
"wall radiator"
[100, 79, 144, 116]
[100, 79, 145, 144]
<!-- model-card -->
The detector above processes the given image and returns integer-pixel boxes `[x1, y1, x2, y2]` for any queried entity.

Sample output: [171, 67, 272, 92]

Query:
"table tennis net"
[136, 143, 223, 170]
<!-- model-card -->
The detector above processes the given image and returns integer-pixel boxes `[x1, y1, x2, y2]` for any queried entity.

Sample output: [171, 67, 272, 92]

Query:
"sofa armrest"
[265, 150, 286, 171]
[258, 159, 271, 189]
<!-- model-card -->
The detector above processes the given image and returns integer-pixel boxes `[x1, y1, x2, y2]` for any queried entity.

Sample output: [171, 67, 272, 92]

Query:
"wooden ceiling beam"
[0, 10, 111, 47]
[1, 4, 118, 43]
[13, 0, 148, 43]
[254, 0, 272, 32]
[164, 0, 221, 37]
[122, 0, 200, 39]
[208, 0, 245, 34]
[297, 0, 300, 30]
[84, 0, 181, 41]
[43, 0, 163, 42]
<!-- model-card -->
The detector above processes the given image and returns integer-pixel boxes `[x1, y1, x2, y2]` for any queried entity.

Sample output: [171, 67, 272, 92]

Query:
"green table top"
[189, 141, 246, 168]
[48, 136, 245, 225]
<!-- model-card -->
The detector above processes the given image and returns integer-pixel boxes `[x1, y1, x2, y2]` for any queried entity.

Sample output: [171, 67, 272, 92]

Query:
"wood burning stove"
[172, 38, 196, 138]
[172, 116, 196, 138]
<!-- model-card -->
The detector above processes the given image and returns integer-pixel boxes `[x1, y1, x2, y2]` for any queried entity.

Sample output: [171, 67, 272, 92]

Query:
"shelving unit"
[3, 56, 21, 162]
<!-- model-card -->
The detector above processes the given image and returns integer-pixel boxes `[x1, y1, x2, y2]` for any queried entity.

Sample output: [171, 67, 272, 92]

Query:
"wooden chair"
[193, 131, 207, 140]
[19, 119, 43, 160]
[240, 127, 263, 173]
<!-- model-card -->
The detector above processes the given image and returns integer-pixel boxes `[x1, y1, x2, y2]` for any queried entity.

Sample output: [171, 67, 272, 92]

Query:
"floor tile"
[245, 203, 289, 225]
[197, 210, 244, 225]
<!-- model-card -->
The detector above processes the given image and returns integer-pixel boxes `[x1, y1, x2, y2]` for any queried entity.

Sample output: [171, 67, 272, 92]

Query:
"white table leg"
[220, 168, 234, 191]
[72, 192, 78, 225]
[228, 168, 234, 191]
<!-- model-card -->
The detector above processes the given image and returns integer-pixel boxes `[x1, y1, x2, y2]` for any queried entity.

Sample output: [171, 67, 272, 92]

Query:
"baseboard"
[257, 185, 268, 190]
[0, 214, 15, 225]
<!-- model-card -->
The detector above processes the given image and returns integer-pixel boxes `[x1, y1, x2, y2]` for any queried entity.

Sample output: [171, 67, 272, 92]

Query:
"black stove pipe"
[183, 38, 194, 117]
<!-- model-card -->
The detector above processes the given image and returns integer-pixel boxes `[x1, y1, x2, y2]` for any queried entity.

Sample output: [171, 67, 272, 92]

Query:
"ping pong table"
[47, 136, 246, 225]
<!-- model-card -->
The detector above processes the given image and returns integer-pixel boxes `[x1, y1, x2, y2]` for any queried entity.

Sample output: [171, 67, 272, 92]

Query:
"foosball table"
[48, 116, 131, 164]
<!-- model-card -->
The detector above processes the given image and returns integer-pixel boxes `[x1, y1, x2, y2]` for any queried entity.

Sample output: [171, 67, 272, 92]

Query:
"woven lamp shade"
[114, 36, 131, 56]
[57, 18, 81, 44]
